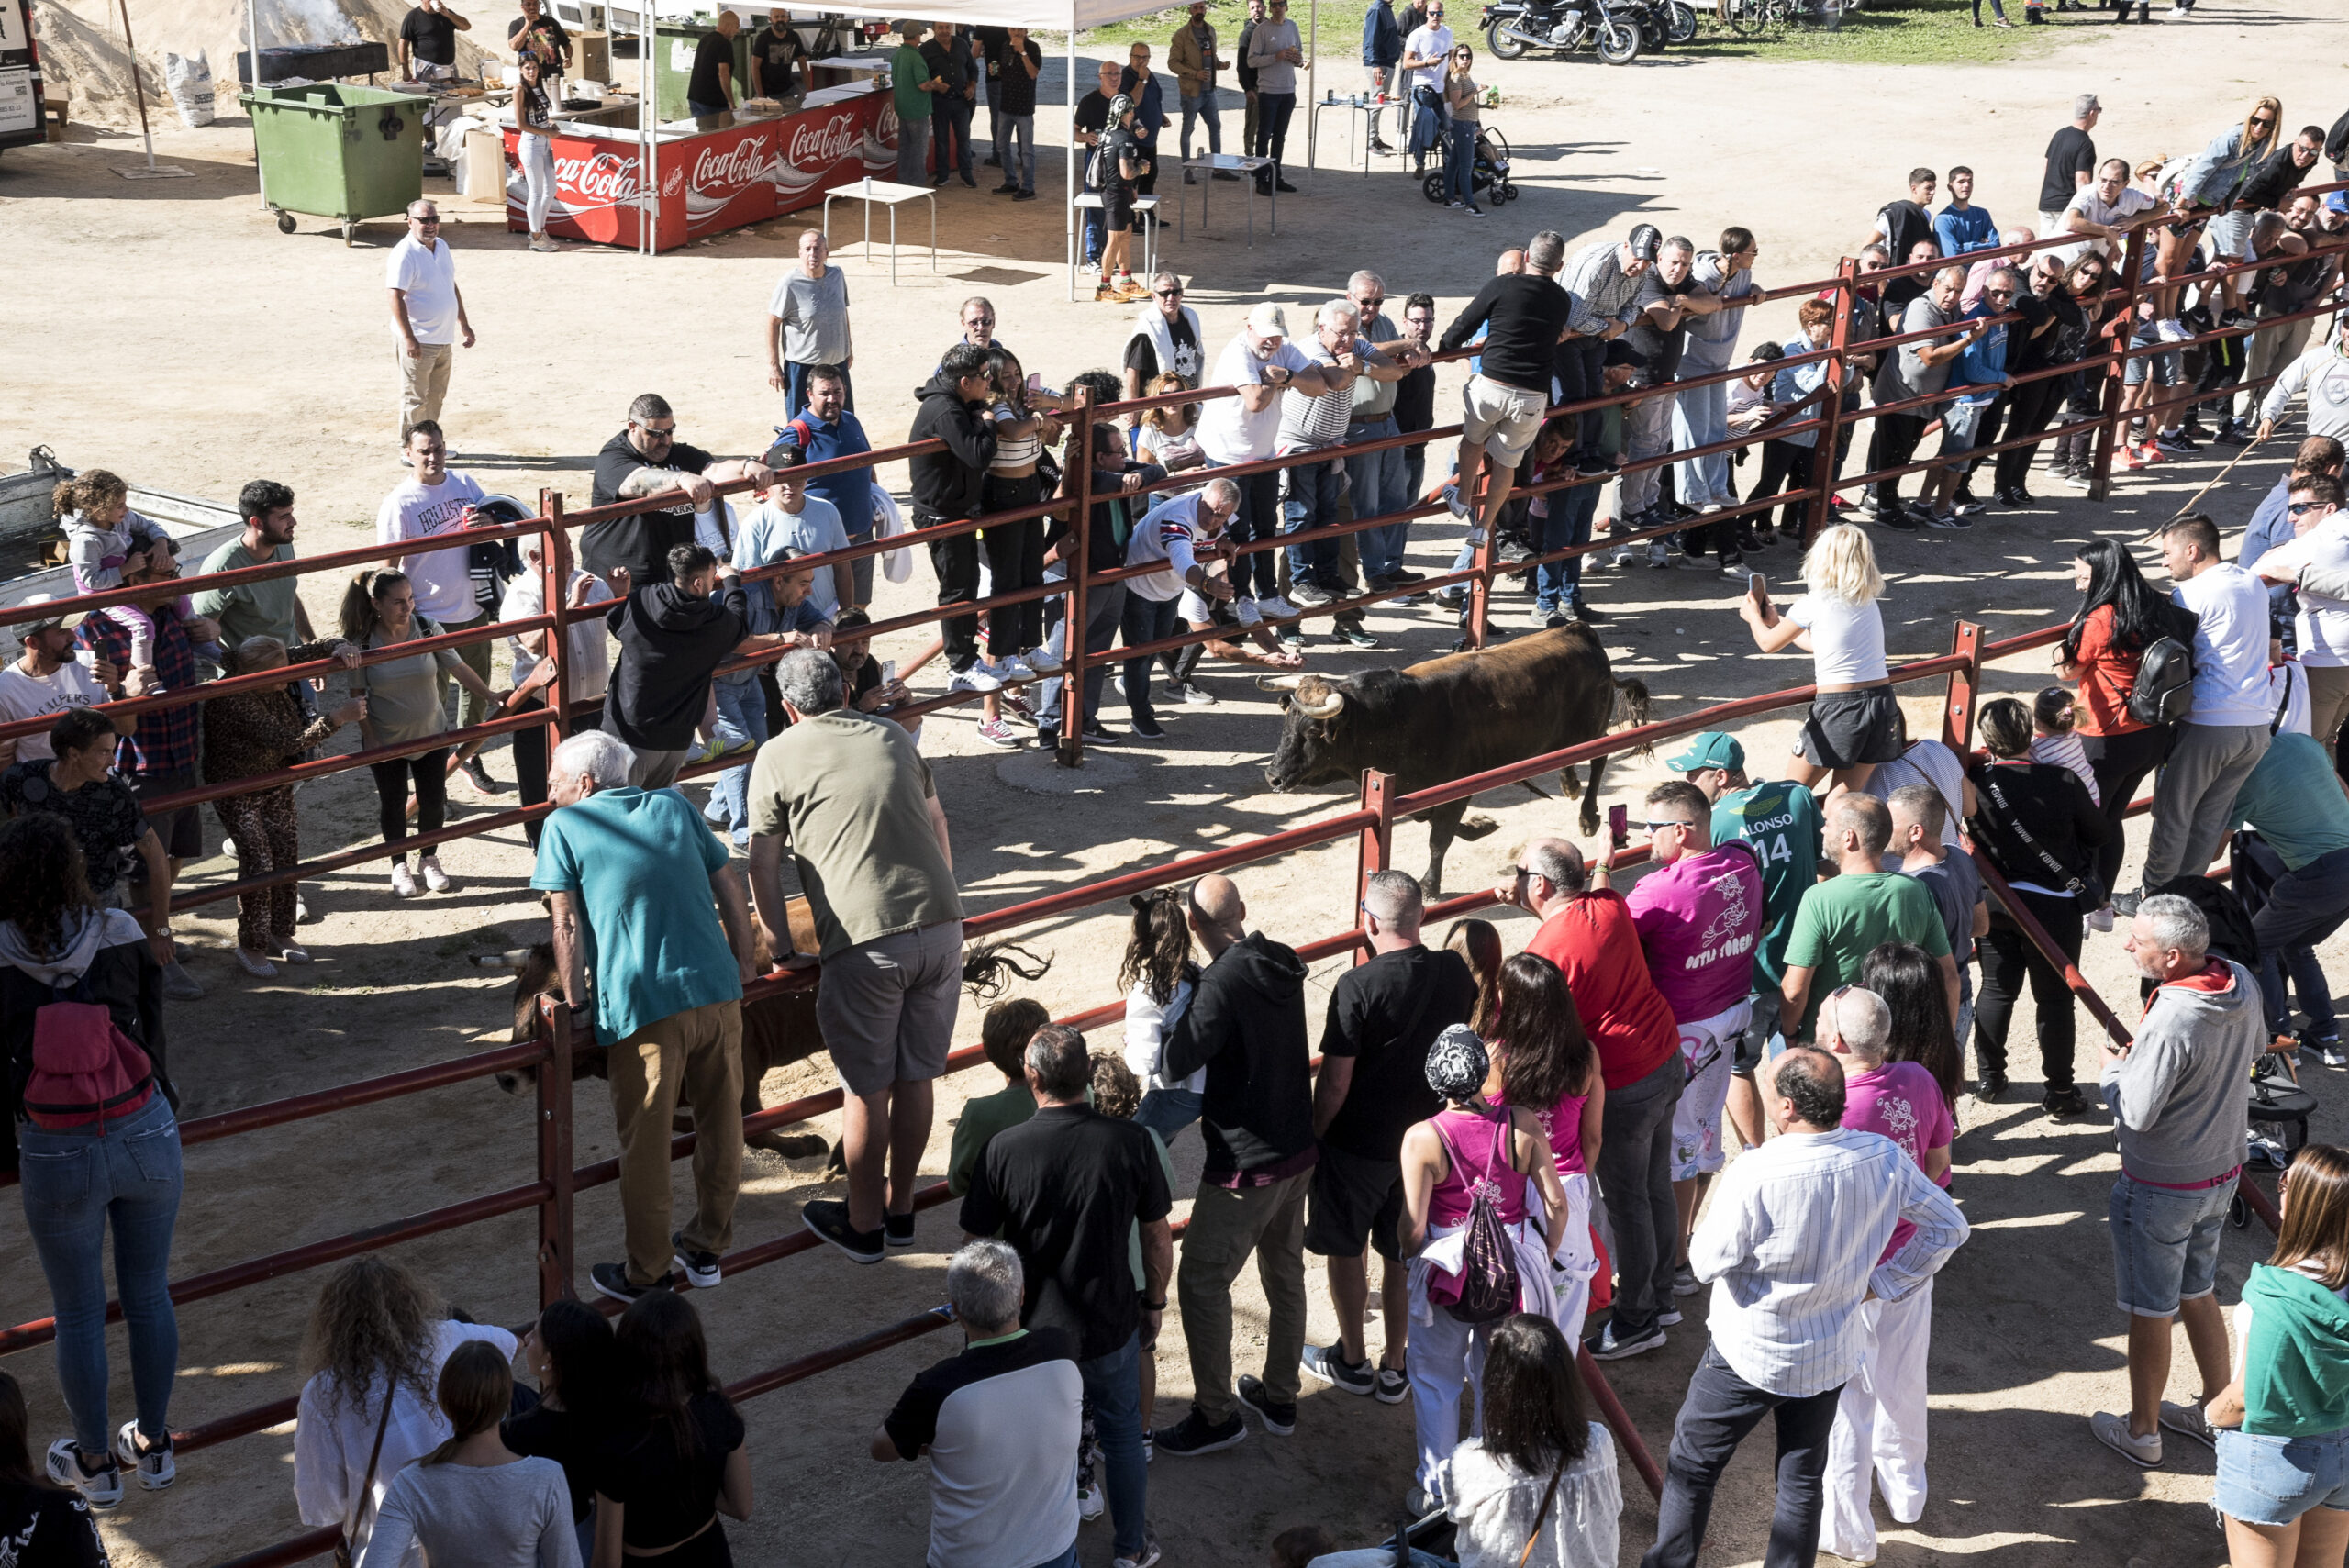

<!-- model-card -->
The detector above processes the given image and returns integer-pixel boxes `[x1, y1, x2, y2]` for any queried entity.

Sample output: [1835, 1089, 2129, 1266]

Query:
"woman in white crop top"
[974, 346, 1065, 748]
[1737, 522, 1902, 792]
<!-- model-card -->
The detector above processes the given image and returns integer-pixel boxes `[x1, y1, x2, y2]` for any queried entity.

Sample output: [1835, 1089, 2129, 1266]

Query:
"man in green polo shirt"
[1781, 792, 1954, 1040]
[192, 480, 326, 659]
[891, 20, 940, 186]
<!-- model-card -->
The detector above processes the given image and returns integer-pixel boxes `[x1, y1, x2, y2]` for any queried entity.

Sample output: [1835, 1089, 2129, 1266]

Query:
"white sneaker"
[1232, 597, 1264, 627]
[995, 656, 1038, 683]
[2087, 905, 2115, 932]
[296, 891, 312, 923]
[390, 862, 418, 898]
[1644, 541, 1673, 568]
[1023, 645, 1064, 674]
[1256, 594, 1302, 620]
[220, 835, 238, 861]
[2155, 317, 2191, 343]
[420, 856, 452, 894]
[2091, 1410, 2163, 1468]
[46, 1440, 121, 1511]
[1442, 485, 1468, 518]
[1174, 681, 1219, 706]
[949, 664, 1004, 694]
[113, 1421, 176, 1491]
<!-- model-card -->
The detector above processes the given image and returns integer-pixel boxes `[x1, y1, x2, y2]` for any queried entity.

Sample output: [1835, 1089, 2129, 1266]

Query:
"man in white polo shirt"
[386, 198, 476, 452]
[1197, 302, 1345, 626]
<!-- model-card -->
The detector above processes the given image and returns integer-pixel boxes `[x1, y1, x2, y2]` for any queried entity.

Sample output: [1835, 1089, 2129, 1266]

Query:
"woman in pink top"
[1400, 1028, 1571, 1510]
[1487, 953, 1605, 1177]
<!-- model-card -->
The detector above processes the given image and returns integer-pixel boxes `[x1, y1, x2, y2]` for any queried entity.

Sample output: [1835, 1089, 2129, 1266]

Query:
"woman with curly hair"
[293, 1256, 517, 1564]
[0, 815, 179, 1513]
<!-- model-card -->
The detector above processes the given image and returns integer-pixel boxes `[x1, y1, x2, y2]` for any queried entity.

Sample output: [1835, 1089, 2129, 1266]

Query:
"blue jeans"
[1533, 482, 1598, 611]
[987, 86, 1009, 166]
[896, 115, 930, 183]
[19, 1092, 183, 1456]
[844, 527, 875, 608]
[1443, 117, 1477, 204]
[1179, 91, 1221, 159]
[1208, 461, 1283, 600]
[2216, 1426, 2349, 1527]
[1134, 1086, 1202, 1141]
[1028, 1546, 1081, 1568]
[705, 678, 768, 844]
[1345, 417, 1409, 579]
[2110, 1171, 2235, 1318]
[931, 95, 974, 181]
[1281, 458, 1345, 587]
[1674, 375, 1734, 506]
[1038, 579, 1125, 728]
[1079, 1330, 1151, 1559]
[1403, 442, 1427, 517]
[1004, 113, 1036, 192]
[687, 99, 729, 118]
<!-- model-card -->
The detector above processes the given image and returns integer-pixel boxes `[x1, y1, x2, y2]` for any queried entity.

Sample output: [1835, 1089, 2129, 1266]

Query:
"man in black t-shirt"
[2039, 93, 2100, 230]
[748, 6, 802, 98]
[989, 27, 1044, 196]
[1120, 271, 1204, 412]
[960, 1026, 1170, 1562]
[397, 0, 471, 76]
[685, 10, 740, 117]
[507, 0, 567, 74]
[919, 20, 978, 188]
[1394, 292, 1439, 504]
[1300, 871, 1475, 1401]
[584, 392, 776, 586]
[1074, 60, 1121, 266]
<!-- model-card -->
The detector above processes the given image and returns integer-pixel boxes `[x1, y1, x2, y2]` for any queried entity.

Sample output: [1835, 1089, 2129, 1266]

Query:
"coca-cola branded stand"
[502, 84, 896, 252]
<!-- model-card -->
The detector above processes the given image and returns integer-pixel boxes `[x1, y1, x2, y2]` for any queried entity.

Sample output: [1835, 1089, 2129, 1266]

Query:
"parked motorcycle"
[1620, 0, 1698, 50]
[1482, 0, 1642, 63]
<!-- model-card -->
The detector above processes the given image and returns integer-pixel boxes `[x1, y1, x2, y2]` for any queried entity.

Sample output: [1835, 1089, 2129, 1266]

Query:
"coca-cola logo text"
[692, 135, 774, 194]
[787, 111, 860, 170]
[553, 150, 640, 201]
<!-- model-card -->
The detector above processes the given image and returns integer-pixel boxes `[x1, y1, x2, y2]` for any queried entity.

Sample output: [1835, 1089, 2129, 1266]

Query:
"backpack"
[2127, 634, 2196, 727]
[1442, 1110, 1523, 1326]
[21, 982, 153, 1132]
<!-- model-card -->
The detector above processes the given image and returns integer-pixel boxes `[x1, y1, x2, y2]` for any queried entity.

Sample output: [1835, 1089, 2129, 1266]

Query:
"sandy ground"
[5, 8, 2349, 1565]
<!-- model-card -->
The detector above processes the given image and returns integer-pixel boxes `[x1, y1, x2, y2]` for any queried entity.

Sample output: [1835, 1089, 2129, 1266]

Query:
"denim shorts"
[2110, 1171, 2236, 1317]
[2215, 1427, 2349, 1527]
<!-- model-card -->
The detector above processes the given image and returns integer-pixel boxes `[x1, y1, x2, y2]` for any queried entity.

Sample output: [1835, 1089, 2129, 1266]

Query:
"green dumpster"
[240, 83, 429, 246]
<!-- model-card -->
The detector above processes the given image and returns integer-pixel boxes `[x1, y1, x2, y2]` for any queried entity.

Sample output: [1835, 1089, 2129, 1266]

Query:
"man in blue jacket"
[1361, 0, 1400, 153]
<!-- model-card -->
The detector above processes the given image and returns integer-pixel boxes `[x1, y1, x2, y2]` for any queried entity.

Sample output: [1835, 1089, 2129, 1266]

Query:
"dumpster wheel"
[274, 209, 296, 234]
[342, 219, 356, 246]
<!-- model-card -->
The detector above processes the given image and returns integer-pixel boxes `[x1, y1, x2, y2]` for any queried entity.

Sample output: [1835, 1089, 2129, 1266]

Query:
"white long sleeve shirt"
[1689, 1125, 1967, 1397]
[2261, 339, 2349, 440]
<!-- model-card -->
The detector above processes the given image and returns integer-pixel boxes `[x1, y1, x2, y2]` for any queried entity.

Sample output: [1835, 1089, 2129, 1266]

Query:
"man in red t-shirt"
[1488, 835, 1686, 1361]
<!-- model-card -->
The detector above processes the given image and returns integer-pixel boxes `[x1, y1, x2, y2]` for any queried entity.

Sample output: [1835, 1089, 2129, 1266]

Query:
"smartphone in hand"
[1608, 804, 1629, 849]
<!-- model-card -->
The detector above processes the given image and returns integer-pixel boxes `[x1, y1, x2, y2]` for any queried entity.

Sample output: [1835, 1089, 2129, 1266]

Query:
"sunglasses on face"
[1987, 288, 2015, 300]
[640, 424, 677, 440]
[2289, 501, 2332, 516]
[1154, 287, 1183, 298]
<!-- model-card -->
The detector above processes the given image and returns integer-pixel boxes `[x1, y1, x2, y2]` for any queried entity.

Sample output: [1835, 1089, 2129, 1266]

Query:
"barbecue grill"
[235, 42, 391, 83]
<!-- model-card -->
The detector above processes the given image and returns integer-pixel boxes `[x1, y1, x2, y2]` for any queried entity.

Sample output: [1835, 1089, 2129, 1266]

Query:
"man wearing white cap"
[1195, 302, 1345, 626]
[0, 597, 143, 768]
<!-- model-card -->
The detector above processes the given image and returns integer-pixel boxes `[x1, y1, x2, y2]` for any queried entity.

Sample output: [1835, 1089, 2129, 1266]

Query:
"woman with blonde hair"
[357, 1340, 577, 1567]
[201, 634, 365, 976]
[1441, 45, 1484, 217]
[293, 1257, 518, 1566]
[337, 569, 497, 898]
[2158, 96, 2285, 326]
[2206, 1141, 2349, 1568]
[1735, 523, 1898, 792]
[1132, 373, 1205, 473]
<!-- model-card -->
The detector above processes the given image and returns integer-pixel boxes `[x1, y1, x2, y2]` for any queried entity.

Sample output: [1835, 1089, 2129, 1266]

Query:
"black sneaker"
[993, 182, 1020, 195]
[2111, 890, 2143, 918]
[1300, 1343, 1375, 1396]
[1387, 567, 1425, 584]
[1130, 715, 1168, 740]
[2043, 1084, 2089, 1118]
[1976, 1072, 2007, 1102]
[671, 1233, 722, 1289]
[1236, 1374, 1297, 1434]
[1570, 597, 1603, 623]
[1013, 189, 1038, 201]
[886, 1211, 918, 1248]
[1375, 1363, 1408, 1404]
[1332, 621, 1379, 649]
[802, 1198, 885, 1264]
[1871, 508, 1918, 531]
[1083, 721, 1124, 745]
[591, 1262, 675, 1303]
[1152, 1407, 1248, 1456]
[1275, 178, 1299, 193]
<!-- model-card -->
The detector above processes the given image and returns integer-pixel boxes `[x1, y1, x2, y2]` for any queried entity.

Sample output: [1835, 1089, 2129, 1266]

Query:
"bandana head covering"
[1424, 1025, 1489, 1101]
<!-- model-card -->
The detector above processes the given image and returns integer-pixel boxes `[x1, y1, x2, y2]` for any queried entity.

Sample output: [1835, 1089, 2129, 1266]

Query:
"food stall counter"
[503, 81, 898, 251]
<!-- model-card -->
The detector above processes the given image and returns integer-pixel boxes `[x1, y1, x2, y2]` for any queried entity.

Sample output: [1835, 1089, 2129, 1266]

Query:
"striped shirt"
[1561, 239, 1644, 337]
[1123, 492, 1208, 603]
[1277, 340, 1364, 454]
[1691, 1125, 1967, 1397]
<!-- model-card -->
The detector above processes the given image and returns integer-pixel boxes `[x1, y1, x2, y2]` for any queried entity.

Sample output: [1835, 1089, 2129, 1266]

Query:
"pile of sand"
[38, 0, 495, 128]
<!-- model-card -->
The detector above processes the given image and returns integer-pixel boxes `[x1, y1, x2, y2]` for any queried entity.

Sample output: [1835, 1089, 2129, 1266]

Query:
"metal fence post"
[1058, 389, 1097, 769]
[1353, 770, 1394, 967]
[535, 996, 576, 1307]
[1466, 479, 1498, 651]
[541, 489, 573, 748]
[1939, 620, 1986, 754]
[2088, 227, 2150, 503]
[1806, 260, 1858, 547]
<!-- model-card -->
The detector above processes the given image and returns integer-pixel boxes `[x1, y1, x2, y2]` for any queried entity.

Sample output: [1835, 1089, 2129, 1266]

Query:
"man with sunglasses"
[386, 200, 473, 452]
[1121, 271, 1205, 417]
[1624, 781, 1764, 1302]
[585, 393, 778, 587]
[1911, 267, 2018, 528]
[2249, 474, 2349, 761]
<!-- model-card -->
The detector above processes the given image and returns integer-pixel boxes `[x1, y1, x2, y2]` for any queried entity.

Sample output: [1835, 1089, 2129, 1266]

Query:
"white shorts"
[1670, 999, 1753, 1182]
[1461, 375, 1548, 468]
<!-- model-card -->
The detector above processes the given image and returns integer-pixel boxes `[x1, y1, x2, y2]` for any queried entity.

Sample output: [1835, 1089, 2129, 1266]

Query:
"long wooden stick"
[2166, 428, 2268, 523]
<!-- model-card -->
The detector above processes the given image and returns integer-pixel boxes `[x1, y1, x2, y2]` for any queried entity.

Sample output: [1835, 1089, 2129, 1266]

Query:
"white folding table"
[820, 177, 938, 285]
[1176, 154, 1275, 248]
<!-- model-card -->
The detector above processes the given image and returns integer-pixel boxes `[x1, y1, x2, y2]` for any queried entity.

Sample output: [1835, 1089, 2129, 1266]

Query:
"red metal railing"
[6, 199, 2335, 1564]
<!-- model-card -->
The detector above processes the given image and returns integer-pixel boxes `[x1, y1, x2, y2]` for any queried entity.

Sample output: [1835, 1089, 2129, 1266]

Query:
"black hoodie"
[1163, 931, 1316, 1180]
[906, 372, 998, 523]
[605, 579, 749, 751]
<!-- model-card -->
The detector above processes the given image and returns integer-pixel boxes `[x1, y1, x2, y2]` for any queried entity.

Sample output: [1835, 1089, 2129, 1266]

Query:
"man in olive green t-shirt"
[1781, 793, 1957, 1040]
[747, 648, 963, 1263]
[192, 481, 321, 658]
[889, 20, 938, 186]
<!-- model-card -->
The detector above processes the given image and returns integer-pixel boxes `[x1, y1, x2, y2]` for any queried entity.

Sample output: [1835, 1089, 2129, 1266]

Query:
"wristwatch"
[1143, 1299, 1167, 1311]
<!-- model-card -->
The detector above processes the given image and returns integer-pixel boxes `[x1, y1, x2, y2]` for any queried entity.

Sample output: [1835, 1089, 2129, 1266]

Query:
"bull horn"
[1256, 674, 1308, 692]
[1295, 687, 1346, 719]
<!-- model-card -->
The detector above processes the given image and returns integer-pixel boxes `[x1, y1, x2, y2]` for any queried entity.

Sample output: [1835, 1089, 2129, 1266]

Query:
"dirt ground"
[5, 8, 2349, 1565]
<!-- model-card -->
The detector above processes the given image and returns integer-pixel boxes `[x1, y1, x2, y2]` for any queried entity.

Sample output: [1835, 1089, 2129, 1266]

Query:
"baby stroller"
[1420, 124, 1519, 206]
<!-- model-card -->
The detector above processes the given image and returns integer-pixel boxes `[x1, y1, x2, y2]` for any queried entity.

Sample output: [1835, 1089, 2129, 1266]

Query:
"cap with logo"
[1665, 731, 1745, 774]
[1627, 223, 1663, 262]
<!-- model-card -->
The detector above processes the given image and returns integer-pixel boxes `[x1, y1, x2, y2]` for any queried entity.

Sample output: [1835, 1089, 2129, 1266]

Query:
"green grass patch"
[1078, 0, 2074, 69]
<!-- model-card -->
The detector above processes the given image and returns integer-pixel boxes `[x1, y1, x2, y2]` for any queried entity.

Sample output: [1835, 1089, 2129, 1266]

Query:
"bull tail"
[1610, 677, 1653, 754]
[963, 939, 1054, 1000]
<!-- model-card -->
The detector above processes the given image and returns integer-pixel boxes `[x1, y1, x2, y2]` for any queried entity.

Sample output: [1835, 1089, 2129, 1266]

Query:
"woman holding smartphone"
[1736, 523, 1898, 793]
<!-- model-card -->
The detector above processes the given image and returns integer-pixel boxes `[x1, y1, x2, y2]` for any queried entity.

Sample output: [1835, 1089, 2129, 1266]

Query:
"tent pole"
[248, 0, 265, 206]
[640, 0, 656, 256]
[1306, 0, 1316, 174]
[1066, 28, 1078, 302]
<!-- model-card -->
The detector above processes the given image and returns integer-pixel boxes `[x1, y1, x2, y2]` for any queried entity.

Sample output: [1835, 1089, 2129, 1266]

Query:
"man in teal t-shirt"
[532, 732, 757, 1304]
[1781, 792, 1954, 1041]
[890, 21, 937, 186]
[2229, 729, 2349, 1055]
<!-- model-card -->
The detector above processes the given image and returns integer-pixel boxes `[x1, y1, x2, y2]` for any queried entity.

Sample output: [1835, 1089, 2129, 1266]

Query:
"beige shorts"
[1461, 375, 1548, 468]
